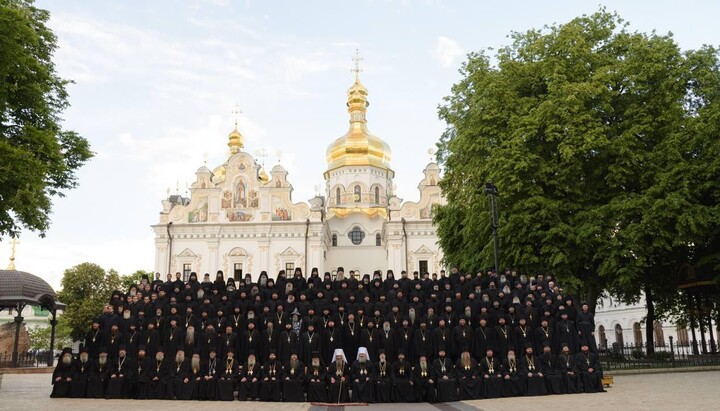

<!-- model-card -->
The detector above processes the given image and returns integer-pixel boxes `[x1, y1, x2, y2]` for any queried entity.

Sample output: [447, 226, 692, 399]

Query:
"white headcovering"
[333, 348, 347, 364]
[356, 347, 370, 362]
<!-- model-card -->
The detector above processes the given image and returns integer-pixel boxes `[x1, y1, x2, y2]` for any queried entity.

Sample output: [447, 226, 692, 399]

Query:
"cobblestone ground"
[0, 371, 718, 411]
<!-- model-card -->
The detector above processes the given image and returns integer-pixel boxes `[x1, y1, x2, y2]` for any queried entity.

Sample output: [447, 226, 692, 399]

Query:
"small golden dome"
[212, 165, 226, 184]
[326, 74, 392, 172]
[258, 166, 269, 183]
[228, 126, 244, 154]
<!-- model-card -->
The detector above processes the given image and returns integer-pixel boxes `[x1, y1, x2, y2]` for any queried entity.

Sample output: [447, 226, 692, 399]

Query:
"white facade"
[152, 75, 445, 280]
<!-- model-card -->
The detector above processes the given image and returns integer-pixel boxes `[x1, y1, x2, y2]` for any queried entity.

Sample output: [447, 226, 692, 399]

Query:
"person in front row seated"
[540, 342, 565, 394]
[557, 343, 581, 393]
[177, 352, 202, 400]
[148, 348, 169, 399]
[106, 345, 134, 399]
[167, 347, 189, 400]
[87, 348, 110, 398]
[374, 349, 392, 402]
[521, 344, 547, 396]
[199, 348, 219, 400]
[392, 349, 415, 402]
[576, 343, 605, 393]
[216, 347, 238, 400]
[260, 349, 283, 401]
[432, 346, 456, 402]
[306, 351, 328, 403]
[501, 349, 523, 397]
[134, 345, 153, 399]
[283, 351, 306, 402]
[414, 354, 436, 403]
[480, 348, 503, 398]
[455, 349, 480, 400]
[329, 348, 350, 403]
[70, 347, 92, 398]
[237, 351, 259, 401]
[351, 347, 375, 403]
[50, 348, 74, 398]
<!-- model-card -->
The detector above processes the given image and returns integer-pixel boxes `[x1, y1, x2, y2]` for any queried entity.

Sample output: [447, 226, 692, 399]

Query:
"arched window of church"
[348, 226, 365, 245]
[615, 324, 624, 347]
[376, 233, 381, 246]
[332, 234, 337, 247]
[354, 185, 361, 202]
[598, 325, 606, 349]
[374, 186, 380, 204]
[654, 321, 665, 347]
[633, 322, 643, 346]
[336, 187, 341, 205]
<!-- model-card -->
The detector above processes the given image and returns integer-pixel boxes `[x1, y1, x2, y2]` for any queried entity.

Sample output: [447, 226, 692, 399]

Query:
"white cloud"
[433, 36, 464, 68]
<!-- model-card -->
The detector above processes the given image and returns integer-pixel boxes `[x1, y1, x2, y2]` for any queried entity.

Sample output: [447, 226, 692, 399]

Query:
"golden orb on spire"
[326, 65, 392, 174]
[228, 126, 244, 154]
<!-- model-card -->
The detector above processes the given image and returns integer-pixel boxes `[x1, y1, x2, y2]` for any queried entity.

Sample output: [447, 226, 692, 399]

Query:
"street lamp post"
[485, 181, 500, 276]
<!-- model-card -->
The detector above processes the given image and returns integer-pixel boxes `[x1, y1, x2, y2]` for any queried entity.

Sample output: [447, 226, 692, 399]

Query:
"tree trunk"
[645, 284, 655, 355]
[585, 282, 599, 315]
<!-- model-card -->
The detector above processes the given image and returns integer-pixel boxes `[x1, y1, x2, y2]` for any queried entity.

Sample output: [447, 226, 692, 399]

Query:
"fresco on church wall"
[188, 197, 208, 223]
[271, 195, 292, 221]
[234, 178, 247, 208]
[226, 209, 253, 222]
[221, 191, 233, 208]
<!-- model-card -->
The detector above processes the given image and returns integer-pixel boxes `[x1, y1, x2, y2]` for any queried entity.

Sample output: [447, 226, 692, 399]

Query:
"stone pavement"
[0, 370, 718, 411]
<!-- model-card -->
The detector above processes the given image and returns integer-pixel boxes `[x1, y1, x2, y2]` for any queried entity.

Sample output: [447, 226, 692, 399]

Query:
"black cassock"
[50, 361, 74, 398]
[412, 328, 433, 363]
[242, 329, 262, 362]
[282, 361, 305, 402]
[84, 329, 105, 359]
[106, 355, 135, 399]
[306, 364, 328, 403]
[86, 360, 110, 399]
[178, 366, 202, 400]
[199, 358, 219, 400]
[134, 356, 153, 399]
[236, 362, 260, 401]
[216, 357, 238, 400]
[350, 361, 375, 403]
[577, 310, 598, 353]
[260, 361, 283, 401]
[577, 351, 604, 393]
[513, 325, 533, 355]
[379, 330, 397, 362]
[455, 358, 480, 400]
[328, 360, 350, 403]
[374, 361, 392, 402]
[480, 356, 503, 398]
[279, 330, 301, 364]
[474, 326, 495, 362]
[323, 328, 343, 365]
[556, 320, 579, 353]
[533, 326, 554, 355]
[557, 353, 581, 393]
[493, 325, 512, 360]
[391, 360, 416, 402]
[398, 328, 414, 362]
[301, 331, 322, 366]
[501, 358, 523, 397]
[70, 359, 92, 398]
[167, 359, 189, 400]
[452, 326, 473, 360]
[360, 328, 381, 361]
[432, 357, 456, 402]
[148, 359, 170, 399]
[520, 354, 547, 396]
[540, 353, 565, 394]
[414, 363, 436, 402]
[344, 322, 361, 361]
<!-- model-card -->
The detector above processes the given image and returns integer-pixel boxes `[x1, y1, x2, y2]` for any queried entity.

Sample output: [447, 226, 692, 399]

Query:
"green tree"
[57, 263, 121, 341]
[121, 269, 153, 290]
[435, 9, 719, 327]
[27, 320, 72, 350]
[0, 0, 93, 238]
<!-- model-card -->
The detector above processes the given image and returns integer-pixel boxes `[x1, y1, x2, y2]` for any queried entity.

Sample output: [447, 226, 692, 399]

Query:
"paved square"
[0, 371, 717, 411]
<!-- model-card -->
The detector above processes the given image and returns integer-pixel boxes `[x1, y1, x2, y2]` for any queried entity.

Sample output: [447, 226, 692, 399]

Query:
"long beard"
[462, 357, 471, 367]
[62, 356, 72, 365]
[186, 330, 195, 345]
[312, 361, 320, 367]
[176, 356, 184, 364]
[290, 359, 298, 369]
[248, 360, 255, 367]
[99, 357, 107, 366]
[191, 358, 200, 370]
[420, 362, 427, 370]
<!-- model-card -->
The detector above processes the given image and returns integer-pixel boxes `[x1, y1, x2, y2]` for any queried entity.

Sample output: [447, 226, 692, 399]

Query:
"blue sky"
[3, 0, 719, 289]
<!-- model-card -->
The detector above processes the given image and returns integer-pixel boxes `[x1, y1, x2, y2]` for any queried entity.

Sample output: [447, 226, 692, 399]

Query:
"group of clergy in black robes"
[51, 266, 605, 401]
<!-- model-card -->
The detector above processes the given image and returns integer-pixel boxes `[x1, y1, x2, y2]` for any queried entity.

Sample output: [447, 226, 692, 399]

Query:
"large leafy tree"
[435, 9, 720, 328]
[0, 0, 93, 238]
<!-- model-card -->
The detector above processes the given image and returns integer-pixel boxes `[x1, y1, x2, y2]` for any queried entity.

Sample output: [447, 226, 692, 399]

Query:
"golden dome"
[326, 74, 392, 173]
[228, 126, 244, 154]
[212, 164, 226, 184]
[258, 166, 269, 183]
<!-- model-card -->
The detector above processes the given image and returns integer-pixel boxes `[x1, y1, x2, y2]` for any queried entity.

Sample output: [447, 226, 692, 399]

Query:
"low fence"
[0, 351, 53, 368]
[600, 338, 720, 370]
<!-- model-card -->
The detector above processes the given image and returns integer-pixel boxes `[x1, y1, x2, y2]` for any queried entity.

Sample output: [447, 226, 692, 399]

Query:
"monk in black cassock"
[432, 346, 456, 402]
[70, 347, 91, 398]
[142, 322, 160, 359]
[514, 317, 533, 355]
[397, 320, 414, 363]
[374, 349, 392, 402]
[413, 321, 433, 365]
[216, 348, 238, 400]
[520, 345, 547, 396]
[452, 318, 473, 361]
[242, 323, 261, 364]
[350, 347, 374, 403]
[84, 320, 105, 359]
[557, 344, 581, 393]
[379, 321, 397, 362]
[361, 320, 380, 361]
[555, 310, 578, 353]
[480, 348, 503, 398]
[282, 352, 305, 402]
[534, 319, 554, 355]
[279, 322, 301, 365]
[237, 352, 260, 401]
[391, 349, 415, 402]
[134, 345, 153, 399]
[50, 348, 74, 398]
[165, 319, 183, 361]
[540, 343, 564, 394]
[176, 353, 201, 400]
[344, 314, 361, 362]
[328, 349, 350, 403]
[87, 348, 110, 398]
[474, 318, 495, 362]
[455, 350, 480, 400]
[577, 304, 598, 353]
[414, 354, 436, 402]
[493, 317, 512, 361]
[323, 321, 343, 366]
[306, 351, 328, 403]
[432, 320, 452, 361]
[260, 349, 283, 401]
[576, 343, 604, 393]
[167, 348, 189, 400]
[106, 345, 135, 398]
[301, 324, 322, 366]
[501, 349, 523, 397]
[199, 349, 219, 400]
[148, 348, 169, 399]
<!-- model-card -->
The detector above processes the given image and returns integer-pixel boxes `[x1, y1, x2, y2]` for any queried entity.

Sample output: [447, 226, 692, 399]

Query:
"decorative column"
[47, 310, 58, 367]
[11, 303, 26, 368]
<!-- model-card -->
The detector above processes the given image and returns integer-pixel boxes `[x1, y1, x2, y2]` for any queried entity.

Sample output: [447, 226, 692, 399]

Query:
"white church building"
[152, 73, 445, 280]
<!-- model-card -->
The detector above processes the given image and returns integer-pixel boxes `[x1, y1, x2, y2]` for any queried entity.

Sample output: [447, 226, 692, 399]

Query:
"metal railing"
[0, 351, 53, 368]
[599, 337, 720, 370]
